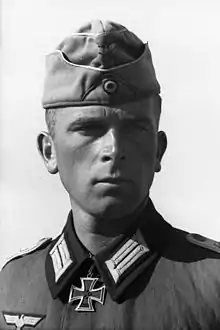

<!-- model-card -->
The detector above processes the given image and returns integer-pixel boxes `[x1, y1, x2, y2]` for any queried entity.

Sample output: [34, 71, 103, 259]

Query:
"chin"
[89, 196, 139, 220]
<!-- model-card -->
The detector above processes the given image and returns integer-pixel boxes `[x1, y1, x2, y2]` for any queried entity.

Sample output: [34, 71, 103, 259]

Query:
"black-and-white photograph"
[1, 1, 220, 329]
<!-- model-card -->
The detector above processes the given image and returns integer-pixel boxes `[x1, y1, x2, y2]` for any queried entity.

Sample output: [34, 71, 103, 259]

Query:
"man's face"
[51, 97, 163, 219]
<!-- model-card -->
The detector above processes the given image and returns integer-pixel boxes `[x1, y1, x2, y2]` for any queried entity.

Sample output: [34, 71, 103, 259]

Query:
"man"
[0, 19, 220, 330]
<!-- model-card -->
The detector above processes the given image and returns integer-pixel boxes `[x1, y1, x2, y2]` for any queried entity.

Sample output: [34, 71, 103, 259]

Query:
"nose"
[100, 128, 125, 163]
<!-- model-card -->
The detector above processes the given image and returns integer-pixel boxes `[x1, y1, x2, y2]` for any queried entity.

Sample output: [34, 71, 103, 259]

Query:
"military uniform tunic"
[1, 200, 220, 330]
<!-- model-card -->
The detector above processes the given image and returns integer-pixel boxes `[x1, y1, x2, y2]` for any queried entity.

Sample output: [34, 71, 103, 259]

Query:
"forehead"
[55, 97, 158, 123]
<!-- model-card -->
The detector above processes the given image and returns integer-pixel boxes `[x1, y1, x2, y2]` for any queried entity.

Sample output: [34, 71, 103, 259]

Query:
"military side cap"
[42, 20, 160, 109]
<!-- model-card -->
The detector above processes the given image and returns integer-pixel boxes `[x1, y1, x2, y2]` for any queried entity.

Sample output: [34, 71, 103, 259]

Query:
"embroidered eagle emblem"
[3, 312, 45, 329]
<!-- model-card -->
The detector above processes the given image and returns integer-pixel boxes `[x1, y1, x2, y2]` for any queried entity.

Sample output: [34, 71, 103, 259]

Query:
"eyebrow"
[66, 117, 105, 131]
[68, 116, 104, 124]
[66, 115, 153, 131]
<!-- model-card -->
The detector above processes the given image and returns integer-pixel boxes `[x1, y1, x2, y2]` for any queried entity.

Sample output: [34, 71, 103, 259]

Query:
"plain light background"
[1, 0, 220, 267]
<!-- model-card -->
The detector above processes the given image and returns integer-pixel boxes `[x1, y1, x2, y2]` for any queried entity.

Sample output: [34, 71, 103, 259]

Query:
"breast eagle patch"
[2, 312, 45, 329]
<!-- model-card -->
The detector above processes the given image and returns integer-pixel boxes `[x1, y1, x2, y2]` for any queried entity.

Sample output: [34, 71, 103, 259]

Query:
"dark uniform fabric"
[1, 199, 220, 330]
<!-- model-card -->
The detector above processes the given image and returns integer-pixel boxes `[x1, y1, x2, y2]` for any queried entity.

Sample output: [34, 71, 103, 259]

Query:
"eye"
[81, 123, 105, 134]
[125, 121, 151, 133]
[69, 122, 107, 137]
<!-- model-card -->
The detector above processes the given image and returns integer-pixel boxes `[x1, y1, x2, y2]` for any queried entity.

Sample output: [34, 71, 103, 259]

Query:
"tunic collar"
[45, 199, 173, 301]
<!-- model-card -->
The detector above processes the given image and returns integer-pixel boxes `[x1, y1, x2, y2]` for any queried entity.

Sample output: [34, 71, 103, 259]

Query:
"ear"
[155, 131, 167, 173]
[37, 131, 58, 174]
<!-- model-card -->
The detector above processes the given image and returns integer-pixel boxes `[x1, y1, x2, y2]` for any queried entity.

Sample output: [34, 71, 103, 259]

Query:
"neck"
[70, 198, 148, 255]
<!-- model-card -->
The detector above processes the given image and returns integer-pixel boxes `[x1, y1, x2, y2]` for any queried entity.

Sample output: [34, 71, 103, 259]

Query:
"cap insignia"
[102, 78, 118, 94]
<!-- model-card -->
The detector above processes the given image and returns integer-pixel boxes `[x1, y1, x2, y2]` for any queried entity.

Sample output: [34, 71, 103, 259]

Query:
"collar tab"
[45, 212, 90, 299]
[95, 230, 158, 302]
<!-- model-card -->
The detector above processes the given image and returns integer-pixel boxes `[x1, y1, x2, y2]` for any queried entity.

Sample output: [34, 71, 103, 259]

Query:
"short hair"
[45, 108, 57, 139]
[45, 94, 162, 139]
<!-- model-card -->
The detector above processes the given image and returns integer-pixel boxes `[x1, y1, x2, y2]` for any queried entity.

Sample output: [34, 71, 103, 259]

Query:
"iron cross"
[68, 277, 106, 312]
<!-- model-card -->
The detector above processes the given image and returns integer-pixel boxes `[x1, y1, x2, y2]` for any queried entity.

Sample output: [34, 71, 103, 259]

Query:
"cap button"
[102, 78, 118, 95]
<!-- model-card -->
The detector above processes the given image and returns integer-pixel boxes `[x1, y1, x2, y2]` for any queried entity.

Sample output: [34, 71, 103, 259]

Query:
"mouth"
[95, 177, 130, 185]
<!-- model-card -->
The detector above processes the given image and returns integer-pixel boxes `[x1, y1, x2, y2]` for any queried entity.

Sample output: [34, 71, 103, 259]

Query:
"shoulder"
[164, 225, 220, 261]
[186, 232, 220, 254]
[1, 237, 53, 271]
[161, 228, 220, 294]
[0, 237, 54, 311]
[0, 237, 53, 281]
[149, 229, 220, 327]
[158, 226, 220, 289]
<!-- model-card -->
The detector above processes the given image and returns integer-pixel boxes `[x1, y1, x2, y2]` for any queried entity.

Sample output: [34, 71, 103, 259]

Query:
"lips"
[96, 177, 130, 184]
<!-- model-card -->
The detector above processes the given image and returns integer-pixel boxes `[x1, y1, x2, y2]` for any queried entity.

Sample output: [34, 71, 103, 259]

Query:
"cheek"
[54, 139, 94, 187]
[127, 133, 157, 166]
[128, 136, 157, 190]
